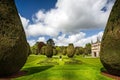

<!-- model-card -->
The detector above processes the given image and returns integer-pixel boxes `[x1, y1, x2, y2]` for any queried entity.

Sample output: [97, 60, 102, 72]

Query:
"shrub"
[41, 46, 46, 55]
[100, 0, 120, 76]
[75, 47, 80, 55]
[62, 47, 67, 55]
[67, 43, 75, 58]
[0, 0, 30, 76]
[45, 45, 53, 58]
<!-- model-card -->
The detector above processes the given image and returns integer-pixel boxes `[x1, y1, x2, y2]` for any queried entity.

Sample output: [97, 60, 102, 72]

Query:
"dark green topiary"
[100, 0, 120, 76]
[75, 47, 80, 55]
[0, 0, 30, 76]
[41, 46, 46, 55]
[62, 47, 67, 55]
[45, 45, 53, 58]
[67, 43, 75, 58]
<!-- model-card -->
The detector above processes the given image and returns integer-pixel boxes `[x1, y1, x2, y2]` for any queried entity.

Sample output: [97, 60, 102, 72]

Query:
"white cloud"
[19, 15, 29, 29]
[20, 0, 114, 37]
[19, 15, 30, 37]
[37, 37, 46, 43]
[53, 31, 103, 47]
[27, 31, 103, 47]
[74, 31, 103, 47]
[19, 0, 113, 47]
[27, 40, 36, 46]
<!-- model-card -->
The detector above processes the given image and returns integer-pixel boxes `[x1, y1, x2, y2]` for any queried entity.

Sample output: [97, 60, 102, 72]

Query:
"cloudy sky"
[15, 0, 115, 47]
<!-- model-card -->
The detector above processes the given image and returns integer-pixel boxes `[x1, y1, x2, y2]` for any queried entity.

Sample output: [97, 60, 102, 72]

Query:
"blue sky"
[14, 0, 115, 47]
[15, 0, 57, 20]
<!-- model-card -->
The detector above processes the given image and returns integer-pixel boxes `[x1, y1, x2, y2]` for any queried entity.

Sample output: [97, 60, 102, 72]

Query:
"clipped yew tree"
[45, 45, 53, 58]
[75, 47, 80, 55]
[100, 0, 120, 76]
[0, 0, 30, 76]
[67, 43, 75, 58]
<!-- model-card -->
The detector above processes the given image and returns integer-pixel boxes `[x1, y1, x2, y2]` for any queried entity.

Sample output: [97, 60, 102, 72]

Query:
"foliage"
[31, 43, 38, 55]
[56, 46, 63, 54]
[41, 46, 46, 55]
[84, 43, 91, 55]
[37, 42, 46, 54]
[100, 0, 120, 76]
[62, 47, 67, 55]
[67, 43, 75, 58]
[0, 0, 30, 76]
[45, 45, 53, 58]
[79, 47, 85, 55]
[53, 48, 58, 55]
[47, 39, 55, 46]
[75, 47, 80, 55]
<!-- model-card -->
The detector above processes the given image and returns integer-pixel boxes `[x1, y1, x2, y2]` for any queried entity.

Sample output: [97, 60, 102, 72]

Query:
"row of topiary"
[31, 40, 91, 58]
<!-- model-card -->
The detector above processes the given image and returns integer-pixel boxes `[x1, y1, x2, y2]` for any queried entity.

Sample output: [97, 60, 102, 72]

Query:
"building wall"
[91, 42, 101, 57]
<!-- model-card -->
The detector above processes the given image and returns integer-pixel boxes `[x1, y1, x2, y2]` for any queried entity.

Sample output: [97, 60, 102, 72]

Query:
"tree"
[75, 47, 80, 55]
[56, 46, 62, 54]
[79, 47, 84, 55]
[31, 44, 38, 54]
[0, 0, 30, 76]
[62, 47, 67, 55]
[37, 42, 46, 54]
[100, 0, 120, 76]
[84, 43, 91, 55]
[31, 42, 39, 55]
[53, 48, 58, 55]
[67, 43, 75, 58]
[41, 46, 46, 55]
[45, 45, 53, 58]
[47, 39, 55, 46]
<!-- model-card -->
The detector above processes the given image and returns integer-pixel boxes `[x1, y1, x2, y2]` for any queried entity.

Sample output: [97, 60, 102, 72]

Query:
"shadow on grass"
[24, 65, 53, 75]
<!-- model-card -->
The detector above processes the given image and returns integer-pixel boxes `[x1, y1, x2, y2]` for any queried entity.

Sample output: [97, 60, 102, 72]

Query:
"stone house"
[91, 38, 101, 57]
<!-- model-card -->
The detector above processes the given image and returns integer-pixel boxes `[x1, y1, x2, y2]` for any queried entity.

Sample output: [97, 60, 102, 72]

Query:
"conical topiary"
[100, 0, 120, 76]
[0, 0, 30, 76]
[67, 43, 75, 58]
[45, 45, 53, 58]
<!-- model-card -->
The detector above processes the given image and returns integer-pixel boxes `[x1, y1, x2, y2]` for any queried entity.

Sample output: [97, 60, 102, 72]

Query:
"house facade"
[91, 39, 101, 57]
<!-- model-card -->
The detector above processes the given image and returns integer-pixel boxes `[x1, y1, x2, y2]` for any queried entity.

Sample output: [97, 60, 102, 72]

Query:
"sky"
[15, 0, 115, 47]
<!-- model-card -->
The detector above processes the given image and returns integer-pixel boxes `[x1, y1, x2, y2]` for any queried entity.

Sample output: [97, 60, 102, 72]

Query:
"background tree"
[45, 45, 53, 58]
[100, 0, 120, 76]
[62, 47, 67, 55]
[41, 46, 46, 55]
[79, 47, 84, 55]
[56, 46, 62, 54]
[53, 48, 58, 55]
[75, 47, 80, 55]
[84, 43, 91, 55]
[37, 42, 46, 54]
[47, 39, 55, 46]
[67, 43, 75, 58]
[30, 42, 38, 55]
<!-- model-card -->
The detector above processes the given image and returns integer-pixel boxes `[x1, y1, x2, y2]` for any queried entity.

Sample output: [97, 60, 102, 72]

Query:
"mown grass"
[13, 55, 112, 80]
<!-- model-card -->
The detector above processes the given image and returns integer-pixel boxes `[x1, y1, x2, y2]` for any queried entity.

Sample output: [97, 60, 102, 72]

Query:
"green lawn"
[13, 55, 112, 80]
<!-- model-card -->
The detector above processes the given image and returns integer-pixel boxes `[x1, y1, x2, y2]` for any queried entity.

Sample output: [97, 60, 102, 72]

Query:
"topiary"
[45, 45, 53, 58]
[67, 43, 75, 58]
[41, 46, 46, 55]
[75, 47, 80, 55]
[100, 0, 120, 76]
[0, 0, 30, 76]
[62, 47, 67, 55]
